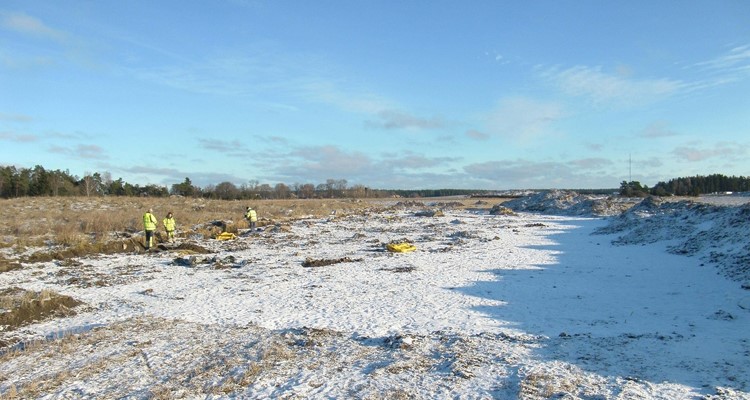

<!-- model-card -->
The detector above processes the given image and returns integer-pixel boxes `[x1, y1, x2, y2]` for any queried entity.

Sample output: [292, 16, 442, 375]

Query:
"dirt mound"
[503, 190, 637, 216]
[0, 288, 83, 347]
[489, 205, 517, 216]
[173, 242, 212, 254]
[392, 201, 426, 209]
[596, 199, 750, 285]
[302, 257, 362, 268]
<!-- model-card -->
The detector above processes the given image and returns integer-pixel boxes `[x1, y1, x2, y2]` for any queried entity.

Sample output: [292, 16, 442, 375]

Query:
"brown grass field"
[0, 196, 498, 253]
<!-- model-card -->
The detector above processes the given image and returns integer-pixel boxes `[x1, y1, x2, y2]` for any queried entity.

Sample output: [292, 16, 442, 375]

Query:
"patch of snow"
[596, 196, 750, 285]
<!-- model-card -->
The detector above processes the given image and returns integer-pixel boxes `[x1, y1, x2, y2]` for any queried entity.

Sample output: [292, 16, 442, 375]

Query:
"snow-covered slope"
[596, 196, 750, 285]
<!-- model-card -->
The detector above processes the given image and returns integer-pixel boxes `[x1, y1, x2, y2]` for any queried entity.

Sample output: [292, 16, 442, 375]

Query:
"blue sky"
[1, 1, 749, 190]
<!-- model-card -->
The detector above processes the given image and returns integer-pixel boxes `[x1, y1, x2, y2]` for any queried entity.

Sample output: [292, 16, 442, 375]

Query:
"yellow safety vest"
[143, 212, 157, 231]
[163, 217, 176, 231]
[245, 209, 257, 222]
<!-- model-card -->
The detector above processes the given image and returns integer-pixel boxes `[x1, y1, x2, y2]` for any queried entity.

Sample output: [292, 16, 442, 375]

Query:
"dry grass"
[0, 256, 22, 273]
[518, 368, 587, 399]
[0, 288, 82, 346]
[0, 197, 380, 259]
[0, 196, 504, 262]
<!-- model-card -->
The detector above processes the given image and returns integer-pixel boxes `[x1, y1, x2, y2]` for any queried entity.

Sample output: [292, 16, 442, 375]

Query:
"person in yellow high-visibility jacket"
[143, 208, 157, 249]
[163, 211, 176, 243]
[245, 206, 258, 230]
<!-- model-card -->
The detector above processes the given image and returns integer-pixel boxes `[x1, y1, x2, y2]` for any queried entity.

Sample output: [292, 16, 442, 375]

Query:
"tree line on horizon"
[1, 165, 746, 200]
[0, 164, 490, 200]
[620, 174, 750, 197]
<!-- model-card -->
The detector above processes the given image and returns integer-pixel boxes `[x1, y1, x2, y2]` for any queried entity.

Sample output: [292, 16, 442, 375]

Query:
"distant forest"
[0, 165, 746, 200]
[618, 174, 750, 197]
[0, 164, 495, 200]
[649, 174, 750, 196]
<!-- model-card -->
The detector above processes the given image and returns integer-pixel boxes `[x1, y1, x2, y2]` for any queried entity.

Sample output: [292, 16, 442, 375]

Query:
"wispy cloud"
[378, 152, 458, 171]
[122, 49, 396, 122]
[0, 11, 67, 43]
[198, 138, 251, 158]
[686, 44, 750, 89]
[127, 65, 248, 96]
[0, 112, 33, 122]
[463, 158, 618, 189]
[694, 44, 750, 71]
[1, 127, 94, 145]
[569, 157, 612, 169]
[108, 30, 402, 123]
[0, 131, 38, 142]
[288, 145, 373, 176]
[48, 144, 108, 160]
[485, 97, 564, 143]
[77, 144, 107, 159]
[540, 65, 684, 106]
[118, 40, 315, 98]
[115, 165, 245, 187]
[465, 129, 490, 141]
[0, 11, 96, 69]
[585, 142, 604, 152]
[672, 142, 746, 162]
[465, 159, 571, 183]
[365, 110, 446, 131]
[638, 122, 678, 138]
[300, 80, 390, 115]
[239, 142, 447, 187]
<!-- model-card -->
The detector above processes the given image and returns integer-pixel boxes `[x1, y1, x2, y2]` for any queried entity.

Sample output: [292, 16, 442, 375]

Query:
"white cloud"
[378, 152, 458, 171]
[569, 158, 612, 169]
[364, 110, 446, 131]
[638, 122, 678, 139]
[0, 112, 33, 122]
[0, 11, 67, 43]
[0, 132, 38, 142]
[686, 44, 750, 88]
[465, 129, 490, 141]
[300, 80, 390, 115]
[48, 144, 108, 160]
[463, 159, 618, 189]
[485, 97, 564, 143]
[197, 138, 251, 158]
[540, 65, 684, 106]
[694, 44, 750, 71]
[672, 142, 746, 162]
[285, 145, 374, 179]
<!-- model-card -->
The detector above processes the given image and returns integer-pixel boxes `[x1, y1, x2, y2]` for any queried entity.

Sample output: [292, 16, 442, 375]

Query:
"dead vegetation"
[0, 314, 510, 398]
[0, 196, 506, 264]
[0, 197, 383, 261]
[302, 256, 363, 268]
[0, 288, 83, 347]
[0, 256, 22, 273]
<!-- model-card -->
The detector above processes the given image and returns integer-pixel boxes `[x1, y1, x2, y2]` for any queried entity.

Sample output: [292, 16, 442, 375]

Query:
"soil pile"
[596, 197, 750, 285]
[503, 190, 638, 216]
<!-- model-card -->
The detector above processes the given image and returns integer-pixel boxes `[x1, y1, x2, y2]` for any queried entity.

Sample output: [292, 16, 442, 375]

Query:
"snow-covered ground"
[1, 195, 749, 399]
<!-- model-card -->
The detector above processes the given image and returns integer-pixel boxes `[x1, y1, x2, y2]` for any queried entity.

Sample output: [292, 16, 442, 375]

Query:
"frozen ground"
[1, 194, 749, 399]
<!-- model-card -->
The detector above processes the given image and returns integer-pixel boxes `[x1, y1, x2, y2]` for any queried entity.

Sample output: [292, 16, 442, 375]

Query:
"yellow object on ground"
[216, 232, 237, 240]
[386, 243, 416, 253]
